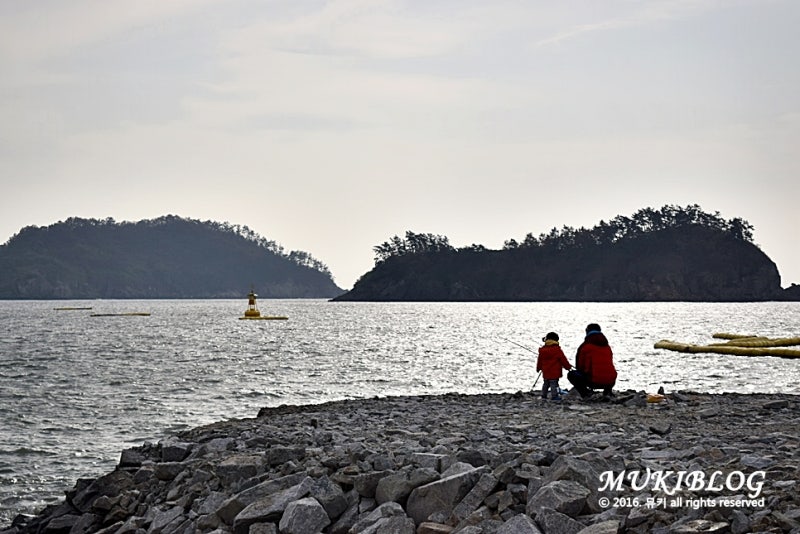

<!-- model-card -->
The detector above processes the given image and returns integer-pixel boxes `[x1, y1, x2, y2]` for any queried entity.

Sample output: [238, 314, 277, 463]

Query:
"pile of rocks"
[3, 390, 799, 534]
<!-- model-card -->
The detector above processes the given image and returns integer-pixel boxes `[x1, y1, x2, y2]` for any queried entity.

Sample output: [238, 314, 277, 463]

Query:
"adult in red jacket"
[567, 323, 617, 398]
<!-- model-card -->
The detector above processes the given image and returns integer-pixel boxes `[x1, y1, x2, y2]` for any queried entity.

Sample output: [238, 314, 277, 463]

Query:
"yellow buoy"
[239, 289, 288, 321]
[243, 289, 261, 318]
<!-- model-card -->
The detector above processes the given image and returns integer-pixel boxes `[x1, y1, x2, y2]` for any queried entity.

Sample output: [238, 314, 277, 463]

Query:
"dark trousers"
[541, 379, 560, 399]
[567, 370, 614, 398]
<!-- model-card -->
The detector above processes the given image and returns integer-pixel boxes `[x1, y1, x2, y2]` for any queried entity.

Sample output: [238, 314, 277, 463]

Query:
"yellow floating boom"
[710, 336, 800, 348]
[655, 336, 800, 359]
[712, 333, 757, 340]
[90, 312, 151, 317]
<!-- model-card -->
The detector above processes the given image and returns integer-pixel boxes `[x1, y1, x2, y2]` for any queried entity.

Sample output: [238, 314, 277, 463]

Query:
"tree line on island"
[0, 215, 342, 299]
[373, 204, 754, 263]
[337, 204, 793, 302]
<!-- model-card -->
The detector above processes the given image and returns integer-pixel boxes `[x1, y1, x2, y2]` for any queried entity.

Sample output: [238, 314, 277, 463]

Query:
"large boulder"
[375, 466, 439, 505]
[231, 477, 314, 534]
[406, 466, 489, 525]
[278, 497, 331, 534]
[527, 480, 590, 518]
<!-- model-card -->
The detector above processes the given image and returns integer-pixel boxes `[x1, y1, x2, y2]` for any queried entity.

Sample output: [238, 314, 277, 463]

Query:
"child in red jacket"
[536, 332, 572, 400]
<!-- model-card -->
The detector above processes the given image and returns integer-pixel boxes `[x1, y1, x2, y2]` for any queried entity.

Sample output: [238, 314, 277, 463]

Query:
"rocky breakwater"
[3, 391, 799, 534]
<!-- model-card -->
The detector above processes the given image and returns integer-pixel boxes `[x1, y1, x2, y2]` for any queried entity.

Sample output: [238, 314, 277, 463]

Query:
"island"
[0, 216, 343, 299]
[335, 205, 795, 302]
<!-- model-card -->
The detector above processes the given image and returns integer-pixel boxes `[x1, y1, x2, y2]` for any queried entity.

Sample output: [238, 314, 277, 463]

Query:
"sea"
[1, 299, 799, 524]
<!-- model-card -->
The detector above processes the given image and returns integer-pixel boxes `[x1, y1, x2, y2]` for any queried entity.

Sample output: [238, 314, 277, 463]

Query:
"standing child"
[537, 332, 572, 400]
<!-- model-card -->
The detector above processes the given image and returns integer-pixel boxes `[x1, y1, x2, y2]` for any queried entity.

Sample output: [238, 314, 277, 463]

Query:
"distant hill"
[0, 216, 344, 299]
[335, 205, 792, 302]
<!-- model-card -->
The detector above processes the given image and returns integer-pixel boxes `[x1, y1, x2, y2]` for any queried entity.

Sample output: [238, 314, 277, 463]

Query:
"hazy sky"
[1, 0, 798, 290]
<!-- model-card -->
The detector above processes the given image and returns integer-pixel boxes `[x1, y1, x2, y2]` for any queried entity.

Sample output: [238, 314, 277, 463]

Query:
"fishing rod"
[500, 337, 542, 389]
[499, 336, 536, 354]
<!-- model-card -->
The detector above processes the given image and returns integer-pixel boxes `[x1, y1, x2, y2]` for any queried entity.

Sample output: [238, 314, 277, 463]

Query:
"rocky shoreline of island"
[3, 390, 799, 534]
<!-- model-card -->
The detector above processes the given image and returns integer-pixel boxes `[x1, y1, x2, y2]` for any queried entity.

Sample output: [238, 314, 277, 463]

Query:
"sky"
[1, 0, 798, 290]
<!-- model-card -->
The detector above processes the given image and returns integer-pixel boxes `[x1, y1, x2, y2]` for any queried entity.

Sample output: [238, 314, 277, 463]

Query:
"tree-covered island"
[0, 216, 343, 299]
[335, 205, 794, 302]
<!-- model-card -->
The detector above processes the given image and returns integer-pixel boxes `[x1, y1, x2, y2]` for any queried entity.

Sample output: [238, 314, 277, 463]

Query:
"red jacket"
[537, 342, 572, 380]
[575, 332, 617, 386]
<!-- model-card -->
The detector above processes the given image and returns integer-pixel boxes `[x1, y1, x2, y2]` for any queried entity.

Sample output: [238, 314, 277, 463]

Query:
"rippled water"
[1, 299, 798, 523]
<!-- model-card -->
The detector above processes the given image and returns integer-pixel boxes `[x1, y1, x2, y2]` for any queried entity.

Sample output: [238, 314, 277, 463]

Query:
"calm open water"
[1, 299, 798, 523]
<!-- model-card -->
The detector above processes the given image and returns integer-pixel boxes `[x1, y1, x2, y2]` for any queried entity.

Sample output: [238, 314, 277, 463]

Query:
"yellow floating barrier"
[90, 312, 151, 317]
[654, 339, 800, 359]
[712, 333, 757, 340]
[710, 336, 800, 348]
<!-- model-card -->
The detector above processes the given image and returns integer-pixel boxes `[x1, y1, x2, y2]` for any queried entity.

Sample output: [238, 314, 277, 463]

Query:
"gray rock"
[216, 472, 308, 524]
[534, 507, 585, 534]
[200, 437, 237, 454]
[543, 456, 599, 488]
[669, 519, 729, 533]
[739, 454, 774, 469]
[527, 480, 590, 518]
[576, 520, 621, 534]
[266, 445, 306, 467]
[68, 512, 101, 534]
[67, 470, 135, 514]
[375, 467, 439, 505]
[161, 440, 193, 462]
[360, 516, 416, 534]
[278, 497, 330, 534]
[729, 509, 750, 534]
[696, 407, 719, 418]
[773, 511, 800, 532]
[349, 501, 406, 533]
[406, 466, 488, 525]
[231, 477, 314, 534]
[761, 399, 789, 409]
[153, 462, 184, 481]
[148, 506, 185, 533]
[410, 453, 446, 471]
[216, 454, 261, 486]
[496, 513, 543, 534]
[625, 505, 653, 528]
[417, 522, 456, 534]
[119, 447, 149, 468]
[353, 470, 392, 498]
[450, 472, 499, 523]
[440, 462, 475, 478]
[649, 422, 672, 436]
[309, 475, 348, 519]
[41, 514, 80, 532]
[194, 491, 228, 516]
[328, 499, 359, 534]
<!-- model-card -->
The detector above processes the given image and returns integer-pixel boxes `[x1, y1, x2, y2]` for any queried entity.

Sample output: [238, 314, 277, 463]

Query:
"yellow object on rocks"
[646, 393, 665, 403]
